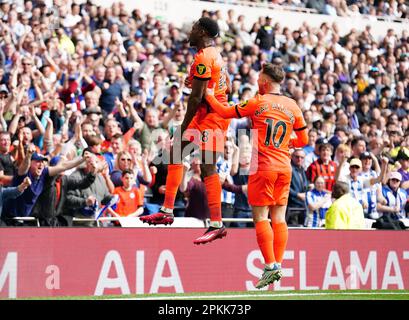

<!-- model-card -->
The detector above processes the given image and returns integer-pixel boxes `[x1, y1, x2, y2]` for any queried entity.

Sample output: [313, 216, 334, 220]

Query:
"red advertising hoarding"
[0, 228, 408, 298]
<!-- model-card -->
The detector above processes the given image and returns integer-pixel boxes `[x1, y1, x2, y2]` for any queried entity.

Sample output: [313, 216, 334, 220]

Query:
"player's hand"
[159, 185, 166, 194]
[184, 77, 192, 88]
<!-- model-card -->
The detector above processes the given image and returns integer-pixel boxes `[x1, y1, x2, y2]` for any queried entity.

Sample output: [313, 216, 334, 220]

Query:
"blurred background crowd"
[0, 0, 407, 228]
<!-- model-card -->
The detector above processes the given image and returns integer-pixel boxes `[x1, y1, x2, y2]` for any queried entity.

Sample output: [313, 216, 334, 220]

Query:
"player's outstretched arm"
[290, 127, 309, 148]
[205, 94, 240, 119]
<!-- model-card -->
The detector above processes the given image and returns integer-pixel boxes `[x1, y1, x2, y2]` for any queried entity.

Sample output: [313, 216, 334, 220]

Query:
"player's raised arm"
[205, 89, 257, 119]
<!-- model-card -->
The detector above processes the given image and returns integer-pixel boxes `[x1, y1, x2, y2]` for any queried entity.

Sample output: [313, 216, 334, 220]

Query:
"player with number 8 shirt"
[205, 63, 309, 288]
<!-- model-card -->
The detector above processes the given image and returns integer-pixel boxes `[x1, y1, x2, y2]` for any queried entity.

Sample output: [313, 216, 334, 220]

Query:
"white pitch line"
[113, 291, 409, 300]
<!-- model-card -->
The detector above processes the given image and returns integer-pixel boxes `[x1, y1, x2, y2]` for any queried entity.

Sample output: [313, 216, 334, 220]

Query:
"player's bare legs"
[140, 135, 195, 226]
[193, 150, 227, 245]
[253, 205, 285, 288]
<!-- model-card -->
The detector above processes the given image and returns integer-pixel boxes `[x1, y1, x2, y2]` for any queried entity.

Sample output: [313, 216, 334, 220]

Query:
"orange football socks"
[255, 220, 275, 265]
[204, 174, 222, 225]
[272, 222, 288, 263]
[163, 164, 184, 210]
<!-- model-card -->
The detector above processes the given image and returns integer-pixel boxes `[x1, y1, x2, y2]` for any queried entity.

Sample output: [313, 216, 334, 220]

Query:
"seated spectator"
[379, 171, 408, 220]
[325, 181, 366, 230]
[305, 176, 332, 228]
[179, 156, 210, 222]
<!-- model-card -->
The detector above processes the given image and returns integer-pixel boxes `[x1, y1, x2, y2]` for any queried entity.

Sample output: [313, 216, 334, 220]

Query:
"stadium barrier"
[1, 228, 408, 298]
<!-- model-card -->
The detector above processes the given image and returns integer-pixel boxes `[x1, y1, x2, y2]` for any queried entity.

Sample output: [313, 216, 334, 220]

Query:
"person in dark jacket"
[31, 152, 97, 226]
[287, 149, 309, 226]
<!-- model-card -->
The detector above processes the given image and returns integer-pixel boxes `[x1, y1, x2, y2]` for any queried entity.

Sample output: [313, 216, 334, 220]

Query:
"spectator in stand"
[287, 148, 309, 226]
[109, 169, 144, 218]
[379, 171, 408, 221]
[62, 151, 114, 226]
[305, 176, 332, 228]
[2, 144, 85, 225]
[0, 131, 15, 185]
[360, 151, 384, 219]
[303, 128, 318, 156]
[306, 142, 337, 191]
[179, 156, 210, 222]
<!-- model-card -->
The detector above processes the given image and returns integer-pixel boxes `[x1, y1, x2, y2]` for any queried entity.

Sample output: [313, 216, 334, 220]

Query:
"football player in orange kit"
[140, 17, 231, 245]
[205, 63, 309, 288]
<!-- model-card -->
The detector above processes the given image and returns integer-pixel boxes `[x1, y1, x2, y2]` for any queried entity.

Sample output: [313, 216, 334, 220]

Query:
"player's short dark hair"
[198, 17, 219, 38]
[262, 63, 285, 84]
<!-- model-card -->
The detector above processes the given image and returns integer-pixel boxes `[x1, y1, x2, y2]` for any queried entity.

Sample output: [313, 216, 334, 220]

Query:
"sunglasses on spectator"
[390, 178, 400, 182]
[294, 155, 305, 159]
[350, 165, 360, 169]
[120, 158, 132, 162]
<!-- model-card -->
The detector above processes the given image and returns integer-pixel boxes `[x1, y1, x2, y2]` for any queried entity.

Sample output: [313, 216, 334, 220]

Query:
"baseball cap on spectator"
[359, 151, 372, 160]
[134, 30, 143, 38]
[388, 171, 402, 181]
[31, 153, 48, 162]
[349, 158, 362, 168]
[0, 84, 9, 94]
[170, 82, 180, 89]
[139, 73, 147, 80]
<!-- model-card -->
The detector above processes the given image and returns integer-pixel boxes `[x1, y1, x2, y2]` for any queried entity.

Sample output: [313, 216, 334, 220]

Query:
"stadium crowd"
[0, 0, 407, 228]
[206, 0, 408, 19]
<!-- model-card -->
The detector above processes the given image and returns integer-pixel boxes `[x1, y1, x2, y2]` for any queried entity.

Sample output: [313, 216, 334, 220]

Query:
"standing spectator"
[0, 131, 15, 185]
[336, 157, 388, 215]
[305, 176, 332, 228]
[110, 169, 144, 218]
[31, 153, 97, 227]
[98, 66, 122, 115]
[325, 181, 366, 230]
[255, 16, 274, 58]
[360, 151, 383, 219]
[306, 142, 337, 191]
[303, 128, 318, 156]
[62, 151, 114, 226]
[287, 149, 309, 226]
[2, 145, 85, 224]
[179, 156, 210, 222]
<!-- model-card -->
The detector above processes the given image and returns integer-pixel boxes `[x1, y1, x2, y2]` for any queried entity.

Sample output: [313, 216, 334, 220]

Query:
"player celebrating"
[205, 63, 308, 288]
[140, 18, 231, 245]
